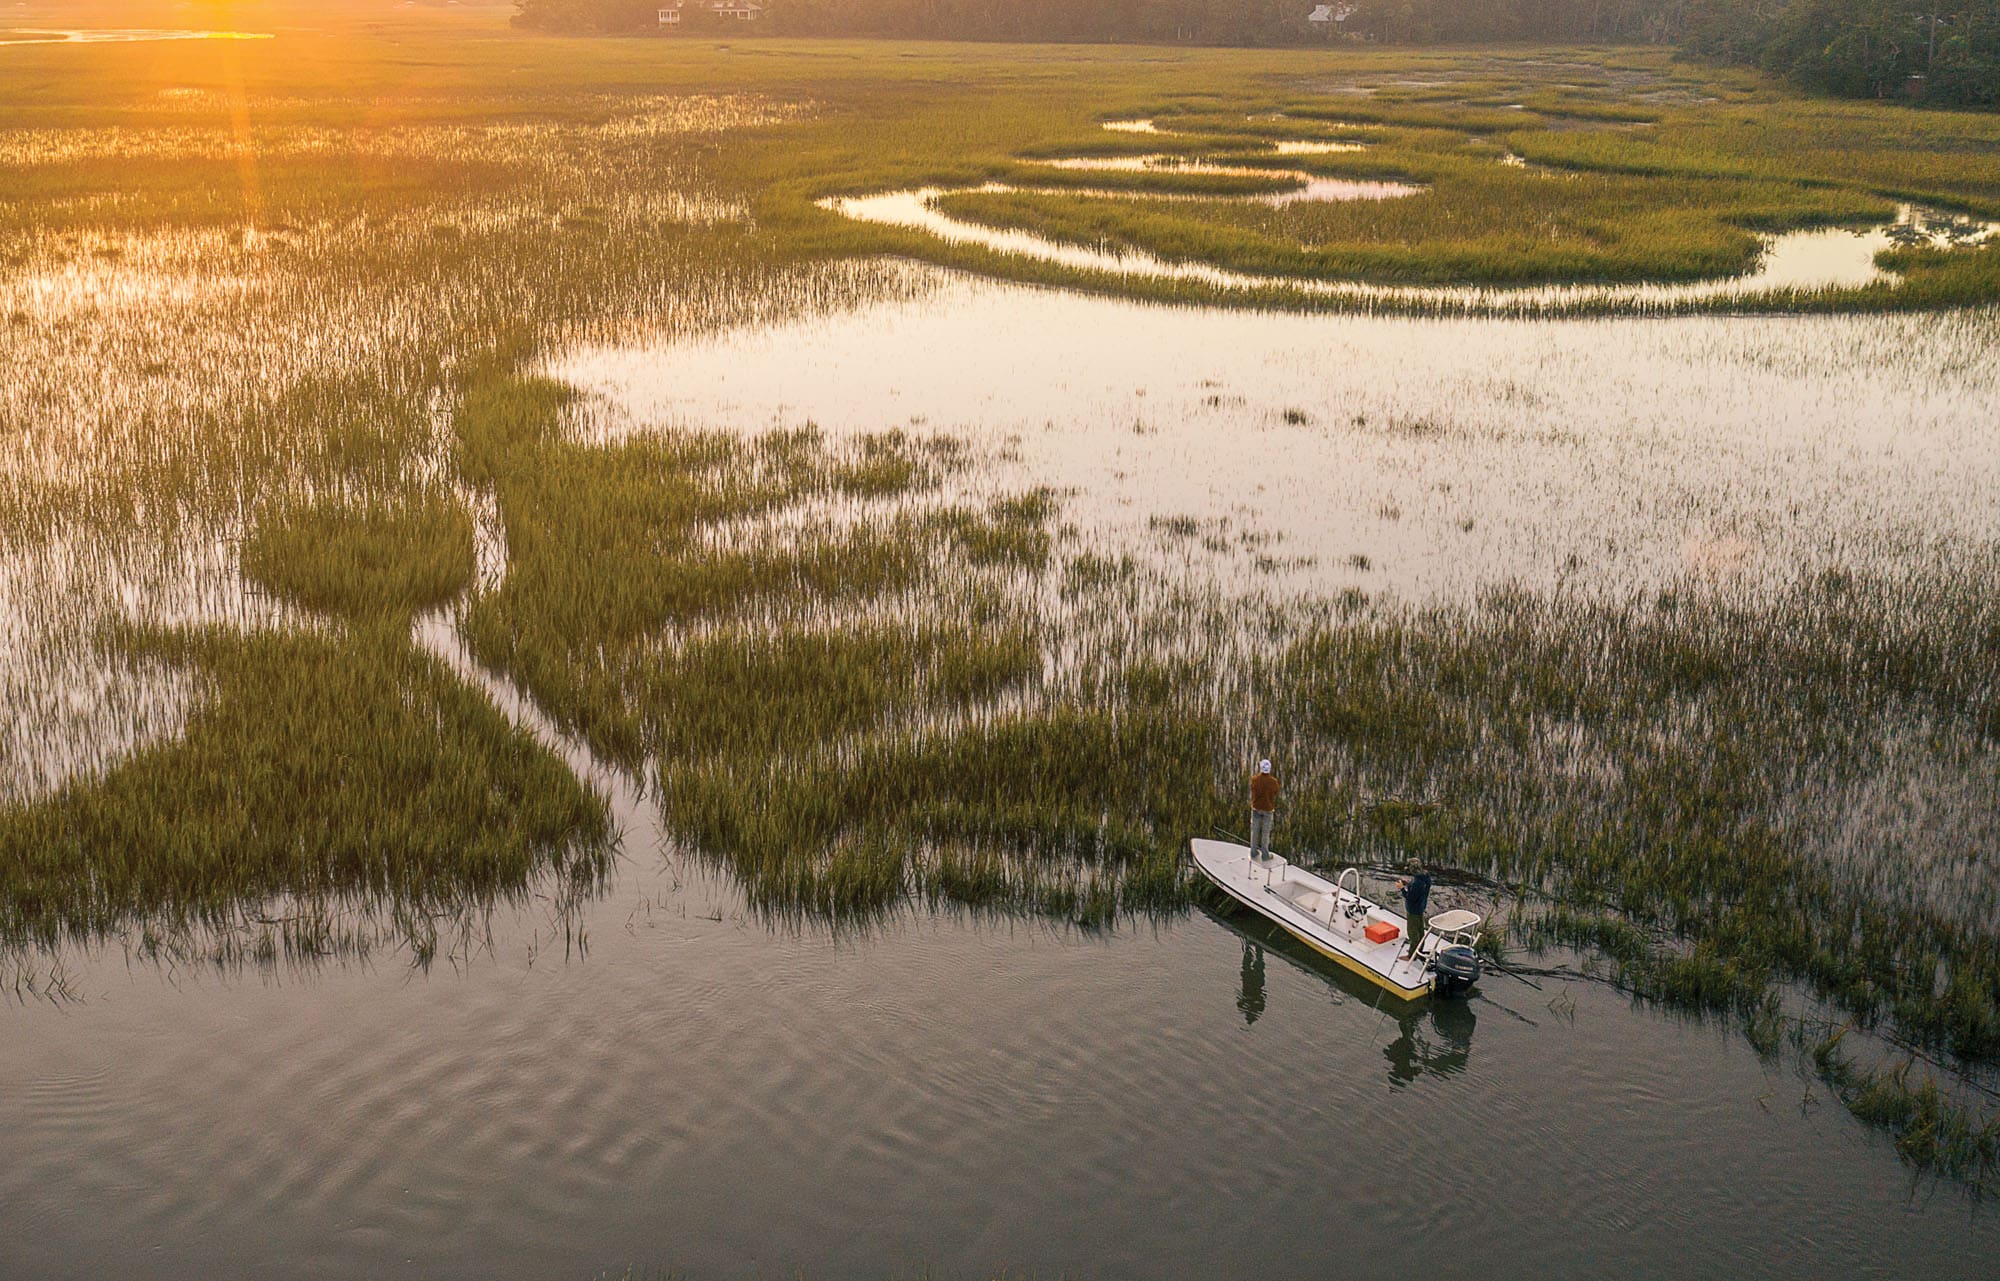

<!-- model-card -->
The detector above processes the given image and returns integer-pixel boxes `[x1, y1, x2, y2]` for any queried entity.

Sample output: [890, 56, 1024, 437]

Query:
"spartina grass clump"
[1809, 1024, 2000, 1192]
[0, 622, 611, 955]
[1259, 569, 2000, 1060]
[242, 492, 475, 621]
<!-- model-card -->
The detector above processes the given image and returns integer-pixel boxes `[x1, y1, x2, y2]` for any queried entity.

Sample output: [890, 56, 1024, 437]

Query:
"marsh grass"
[1, 9, 1997, 1183]
[0, 621, 611, 953]
[933, 164, 1894, 286]
[452, 371, 1217, 923]
[720, 50, 1999, 306]
[242, 492, 475, 620]
[0, 27, 883, 888]
[1264, 572, 2000, 1055]
[1811, 1024, 2000, 1191]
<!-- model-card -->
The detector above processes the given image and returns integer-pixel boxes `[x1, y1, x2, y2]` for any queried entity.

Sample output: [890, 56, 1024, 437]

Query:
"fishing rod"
[1477, 951, 1543, 991]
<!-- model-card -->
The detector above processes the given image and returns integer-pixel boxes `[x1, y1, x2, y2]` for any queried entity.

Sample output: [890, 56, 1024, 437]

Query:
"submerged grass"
[1813, 1025, 2000, 1193]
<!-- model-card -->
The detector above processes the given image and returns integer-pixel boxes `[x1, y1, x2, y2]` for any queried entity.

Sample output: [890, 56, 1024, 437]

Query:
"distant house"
[1306, 3, 1362, 40]
[659, 0, 765, 26]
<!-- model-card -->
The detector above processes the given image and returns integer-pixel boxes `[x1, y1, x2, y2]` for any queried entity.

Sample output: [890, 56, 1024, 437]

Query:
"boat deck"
[1189, 838, 1431, 1000]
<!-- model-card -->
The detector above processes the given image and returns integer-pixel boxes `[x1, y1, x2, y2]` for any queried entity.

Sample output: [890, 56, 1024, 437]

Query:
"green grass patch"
[0, 622, 612, 954]
[242, 493, 476, 621]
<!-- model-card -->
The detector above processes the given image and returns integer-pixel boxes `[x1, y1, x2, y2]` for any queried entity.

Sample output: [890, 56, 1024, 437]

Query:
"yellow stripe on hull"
[1276, 916, 1431, 1002]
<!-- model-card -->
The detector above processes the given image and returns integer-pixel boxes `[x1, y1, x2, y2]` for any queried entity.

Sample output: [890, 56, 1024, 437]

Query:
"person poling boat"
[1190, 813, 1482, 1001]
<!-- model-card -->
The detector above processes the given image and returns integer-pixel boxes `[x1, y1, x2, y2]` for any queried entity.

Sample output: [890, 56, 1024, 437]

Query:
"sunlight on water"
[1100, 118, 1367, 152]
[1032, 158, 1417, 205]
[828, 191, 1987, 309]
[1272, 139, 1370, 155]
[550, 262, 2000, 602]
[0, 28, 274, 46]
[0, 525, 297, 804]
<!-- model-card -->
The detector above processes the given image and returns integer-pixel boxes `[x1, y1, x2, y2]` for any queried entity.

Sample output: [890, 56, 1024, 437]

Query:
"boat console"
[1331, 868, 1375, 940]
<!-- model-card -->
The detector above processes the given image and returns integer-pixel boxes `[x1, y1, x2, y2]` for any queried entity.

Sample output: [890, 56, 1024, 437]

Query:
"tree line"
[513, 0, 1999, 107]
[1684, 0, 1999, 105]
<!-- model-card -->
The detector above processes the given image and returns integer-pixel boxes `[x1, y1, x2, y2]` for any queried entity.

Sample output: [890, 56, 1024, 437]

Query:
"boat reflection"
[1237, 938, 1266, 1025]
[1384, 998, 1476, 1088]
[1203, 900, 1477, 1087]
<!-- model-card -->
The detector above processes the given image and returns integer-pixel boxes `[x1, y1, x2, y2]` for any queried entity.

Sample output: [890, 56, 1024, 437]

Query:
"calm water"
[6, 797, 1998, 1278]
[6, 272, 2000, 1278]
[0, 29, 273, 46]
[554, 264, 2000, 602]
[4, 808, 1994, 1278]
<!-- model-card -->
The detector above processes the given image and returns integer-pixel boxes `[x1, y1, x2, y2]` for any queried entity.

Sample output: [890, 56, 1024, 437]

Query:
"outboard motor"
[1431, 944, 1481, 999]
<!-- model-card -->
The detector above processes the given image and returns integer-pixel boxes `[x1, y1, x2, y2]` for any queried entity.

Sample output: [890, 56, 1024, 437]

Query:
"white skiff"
[1188, 838, 1482, 1001]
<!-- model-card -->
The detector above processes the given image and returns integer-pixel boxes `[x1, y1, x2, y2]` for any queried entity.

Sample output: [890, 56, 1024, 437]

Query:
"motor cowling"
[1431, 944, 1480, 999]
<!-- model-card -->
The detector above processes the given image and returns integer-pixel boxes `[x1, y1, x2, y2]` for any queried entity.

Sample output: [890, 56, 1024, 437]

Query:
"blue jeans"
[1250, 808, 1274, 858]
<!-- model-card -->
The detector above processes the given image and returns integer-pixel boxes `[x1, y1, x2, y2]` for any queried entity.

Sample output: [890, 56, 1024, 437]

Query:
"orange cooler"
[1364, 921, 1400, 945]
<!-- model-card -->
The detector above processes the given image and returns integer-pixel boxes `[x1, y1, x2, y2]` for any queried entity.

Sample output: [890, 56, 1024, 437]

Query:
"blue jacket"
[1403, 872, 1432, 919]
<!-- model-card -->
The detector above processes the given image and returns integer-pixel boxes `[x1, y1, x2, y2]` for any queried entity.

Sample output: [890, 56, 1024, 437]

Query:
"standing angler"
[1398, 864, 1432, 962]
[1249, 759, 1279, 860]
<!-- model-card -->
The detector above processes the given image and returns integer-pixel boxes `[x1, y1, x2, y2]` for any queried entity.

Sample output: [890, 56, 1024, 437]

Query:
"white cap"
[1258, 759, 1272, 773]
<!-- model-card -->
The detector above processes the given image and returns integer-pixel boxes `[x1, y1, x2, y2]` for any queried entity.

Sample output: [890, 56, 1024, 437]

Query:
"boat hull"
[1189, 838, 1432, 1002]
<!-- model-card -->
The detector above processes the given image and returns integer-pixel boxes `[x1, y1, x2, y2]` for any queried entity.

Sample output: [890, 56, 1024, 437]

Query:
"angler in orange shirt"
[1249, 759, 1279, 859]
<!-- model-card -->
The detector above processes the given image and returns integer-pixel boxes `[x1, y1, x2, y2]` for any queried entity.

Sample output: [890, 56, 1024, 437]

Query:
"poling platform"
[1189, 838, 1481, 1002]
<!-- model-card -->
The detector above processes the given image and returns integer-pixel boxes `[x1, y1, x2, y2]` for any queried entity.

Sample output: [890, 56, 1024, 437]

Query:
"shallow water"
[0, 29, 273, 46]
[832, 119, 1997, 310]
[1029, 150, 1404, 207]
[552, 264, 2000, 602]
[828, 191, 1984, 310]
[9, 896, 1998, 1281]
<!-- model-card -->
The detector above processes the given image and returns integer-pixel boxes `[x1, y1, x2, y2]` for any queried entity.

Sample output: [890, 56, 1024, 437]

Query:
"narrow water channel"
[815, 118, 2000, 313]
